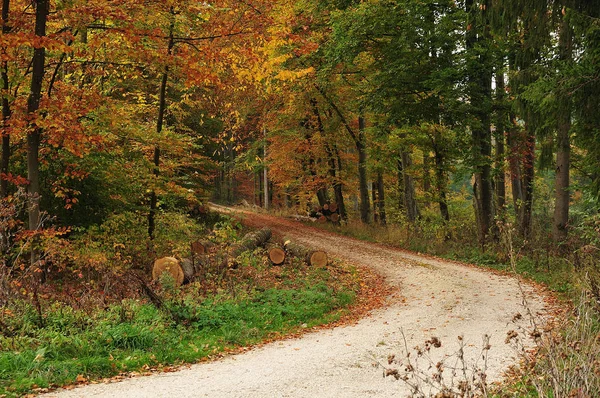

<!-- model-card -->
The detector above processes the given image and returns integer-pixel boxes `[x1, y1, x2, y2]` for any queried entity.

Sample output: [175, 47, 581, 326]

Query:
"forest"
[1, 0, 600, 396]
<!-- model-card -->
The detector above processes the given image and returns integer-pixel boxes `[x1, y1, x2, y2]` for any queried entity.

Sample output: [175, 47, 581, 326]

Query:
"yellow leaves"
[274, 67, 315, 81]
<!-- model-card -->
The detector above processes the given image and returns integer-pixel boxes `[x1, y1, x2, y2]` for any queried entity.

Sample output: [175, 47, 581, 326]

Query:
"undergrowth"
[0, 214, 361, 397]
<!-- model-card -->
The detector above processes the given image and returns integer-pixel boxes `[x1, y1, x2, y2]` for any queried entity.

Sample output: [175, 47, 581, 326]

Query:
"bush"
[70, 211, 205, 273]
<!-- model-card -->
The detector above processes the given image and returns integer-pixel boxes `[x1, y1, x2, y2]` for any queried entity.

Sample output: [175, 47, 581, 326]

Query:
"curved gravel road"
[44, 206, 551, 397]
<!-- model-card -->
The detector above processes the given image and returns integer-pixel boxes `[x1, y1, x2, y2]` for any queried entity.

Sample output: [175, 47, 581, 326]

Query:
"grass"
[0, 247, 360, 397]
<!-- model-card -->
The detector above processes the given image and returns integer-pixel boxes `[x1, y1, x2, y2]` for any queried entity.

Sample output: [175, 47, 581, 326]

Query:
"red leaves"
[0, 173, 29, 186]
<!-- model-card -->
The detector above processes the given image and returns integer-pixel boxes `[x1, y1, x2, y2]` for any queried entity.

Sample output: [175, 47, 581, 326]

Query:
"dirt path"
[45, 206, 552, 397]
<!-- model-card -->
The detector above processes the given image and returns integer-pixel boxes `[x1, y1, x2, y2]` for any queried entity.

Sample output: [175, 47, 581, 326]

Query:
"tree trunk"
[333, 144, 346, 219]
[397, 159, 405, 211]
[466, 0, 494, 243]
[26, 0, 49, 267]
[325, 141, 346, 220]
[263, 136, 269, 210]
[507, 116, 524, 217]
[553, 17, 572, 243]
[377, 170, 386, 225]
[433, 149, 449, 223]
[401, 151, 419, 222]
[520, 131, 535, 239]
[1, 0, 10, 199]
[371, 180, 378, 223]
[148, 11, 175, 240]
[357, 116, 370, 223]
[494, 70, 507, 216]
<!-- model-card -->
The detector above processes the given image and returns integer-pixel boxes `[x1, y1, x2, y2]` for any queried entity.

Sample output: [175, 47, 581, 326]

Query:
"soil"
[43, 205, 553, 397]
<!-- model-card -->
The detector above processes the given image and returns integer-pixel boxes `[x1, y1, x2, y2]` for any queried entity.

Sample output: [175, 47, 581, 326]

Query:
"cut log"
[152, 257, 184, 286]
[283, 240, 328, 267]
[318, 215, 327, 223]
[329, 203, 338, 213]
[329, 213, 340, 223]
[191, 240, 214, 255]
[307, 250, 328, 267]
[268, 247, 286, 265]
[230, 227, 272, 259]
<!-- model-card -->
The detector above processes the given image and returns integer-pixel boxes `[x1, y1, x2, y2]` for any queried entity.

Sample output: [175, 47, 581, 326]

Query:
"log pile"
[309, 203, 341, 224]
[151, 227, 328, 286]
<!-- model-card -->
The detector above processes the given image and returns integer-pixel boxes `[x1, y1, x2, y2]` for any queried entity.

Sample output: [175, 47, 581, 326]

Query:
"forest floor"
[43, 205, 557, 397]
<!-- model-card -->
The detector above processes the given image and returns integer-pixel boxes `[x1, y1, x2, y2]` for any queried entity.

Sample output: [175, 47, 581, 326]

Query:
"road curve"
[44, 206, 551, 397]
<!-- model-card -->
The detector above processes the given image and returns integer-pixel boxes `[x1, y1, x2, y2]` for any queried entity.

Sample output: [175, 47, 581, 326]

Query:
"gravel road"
[44, 206, 551, 397]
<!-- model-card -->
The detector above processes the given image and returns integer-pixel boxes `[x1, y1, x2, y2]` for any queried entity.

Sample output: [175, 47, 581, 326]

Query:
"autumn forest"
[1, 0, 600, 396]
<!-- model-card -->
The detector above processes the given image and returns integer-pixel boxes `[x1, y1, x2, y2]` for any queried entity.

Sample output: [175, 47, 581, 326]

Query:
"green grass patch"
[0, 270, 357, 397]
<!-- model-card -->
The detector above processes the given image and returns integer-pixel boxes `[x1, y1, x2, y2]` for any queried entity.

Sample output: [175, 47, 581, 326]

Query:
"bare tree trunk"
[553, 17, 572, 243]
[520, 132, 535, 239]
[507, 117, 524, 219]
[466, 0, 494, 243]
[433, 149, 449, 223]
[494, 71, 507, 217]
[27, 0, 49, 267]
[148, 9, 174, 240]
[397, 159, 405, 211]
[325, 141, 346, 220]
[401, 151, 419, 222]
[377, 171, 386, 225]
[357, 116, 370, 223]
[1, 0, 10, 200]
[263, 136, 269, 210]
[371, 180, 378, 223]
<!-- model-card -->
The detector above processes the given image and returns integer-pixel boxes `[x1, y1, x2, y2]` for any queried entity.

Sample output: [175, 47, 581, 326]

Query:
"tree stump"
[152, 257, 184, 286]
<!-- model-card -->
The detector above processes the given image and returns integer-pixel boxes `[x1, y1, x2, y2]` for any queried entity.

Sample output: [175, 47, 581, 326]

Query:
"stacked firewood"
[309, 203, 341, 224]
[151, 228, 328, 286]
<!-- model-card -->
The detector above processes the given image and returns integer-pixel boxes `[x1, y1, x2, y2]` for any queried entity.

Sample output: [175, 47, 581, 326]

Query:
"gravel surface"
[44, 206, 552, 397]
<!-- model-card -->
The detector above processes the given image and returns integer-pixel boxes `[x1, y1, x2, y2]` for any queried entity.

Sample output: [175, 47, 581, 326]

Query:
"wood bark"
[308, 98, 329, 208]
[466, 0, 494, 243]
[325, 141, 346, 220]
[433, 149, 450, 223]
[396, 159, 405, 211]
[283, 239, 327, 267]
[376, 172, 386, 225]
[357, 116, 371, 223]
[494, 70, 507, 216]
[230, 227, 272, 259]
[371, 180, 378, 223]
[520, 132, 535, 239]
[1, 0, 10, 199]
[507, 115, 524, 218]
[26, 0, 49, 267]
[148, 8, 174, 240]
[553, 17, 572, 243]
